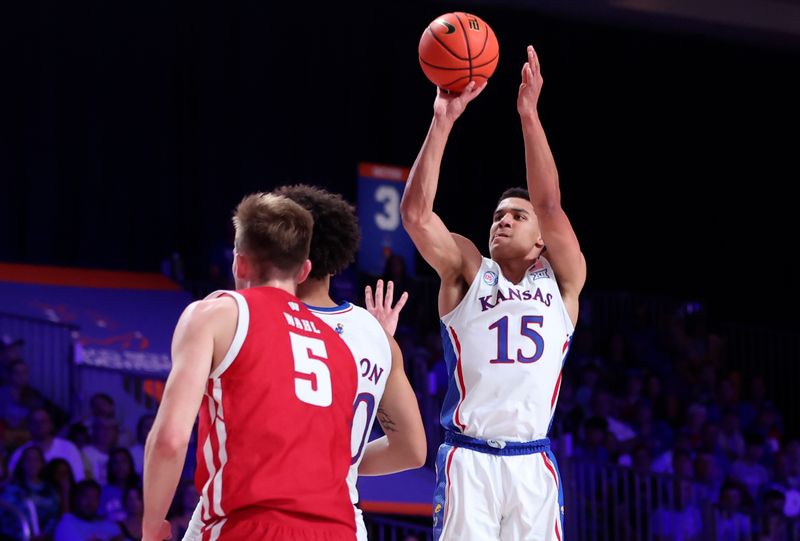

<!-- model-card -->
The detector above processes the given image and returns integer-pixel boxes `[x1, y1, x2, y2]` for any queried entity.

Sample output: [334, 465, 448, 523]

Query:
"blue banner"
[356, 162, 416, 278]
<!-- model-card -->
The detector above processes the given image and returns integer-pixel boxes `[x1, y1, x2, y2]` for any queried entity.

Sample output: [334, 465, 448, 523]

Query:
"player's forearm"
[401, 117, 453, 225]
[521, 113, 561, 210]
[358, 435, 425, 475]
[142, 434, 188, 539]
[358, 431, 427, 476]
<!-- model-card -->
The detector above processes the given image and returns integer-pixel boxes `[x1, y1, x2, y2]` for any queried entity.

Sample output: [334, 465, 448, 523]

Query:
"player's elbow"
[409, 442, 427, 468]
[147, 428, 190, 457]
[400, 198, 428, 228]
[405, 434, 427, 469]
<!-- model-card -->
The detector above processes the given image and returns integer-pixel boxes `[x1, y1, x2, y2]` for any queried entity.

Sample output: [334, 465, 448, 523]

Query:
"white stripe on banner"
[212, 378, 228, 518]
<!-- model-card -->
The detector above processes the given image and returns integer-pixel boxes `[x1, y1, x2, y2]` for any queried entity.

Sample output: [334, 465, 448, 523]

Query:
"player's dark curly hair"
[497, 187, 530, 204]
[273, 184, 360, 280]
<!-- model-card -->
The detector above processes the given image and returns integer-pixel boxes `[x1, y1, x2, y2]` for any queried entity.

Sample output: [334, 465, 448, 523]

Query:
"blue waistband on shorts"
[444, 430, 550, 456]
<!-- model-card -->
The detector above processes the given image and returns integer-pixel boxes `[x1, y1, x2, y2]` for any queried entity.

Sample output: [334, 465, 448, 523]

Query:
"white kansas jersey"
[439, 256, 574, 442]
[307, 302, 392, 505]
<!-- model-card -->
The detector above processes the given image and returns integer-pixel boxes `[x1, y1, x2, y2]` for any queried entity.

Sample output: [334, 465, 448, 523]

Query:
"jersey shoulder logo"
[483, 271, 498, 286]
[288, 301, 300, 311]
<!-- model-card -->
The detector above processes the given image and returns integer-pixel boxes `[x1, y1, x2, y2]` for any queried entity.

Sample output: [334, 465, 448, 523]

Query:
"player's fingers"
[529, 46, 540, 70]
[384, 281, 394, 308]
[364, 285, 374, 311]
[473, 81, 488, 98]
[394, 291, 409, 313]
[522, 63, 532, 84]
[374, 279, 384, 306]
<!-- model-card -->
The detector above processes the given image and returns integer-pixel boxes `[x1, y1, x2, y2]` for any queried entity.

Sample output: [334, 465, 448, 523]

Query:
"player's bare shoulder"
[450, 233, 482, 281]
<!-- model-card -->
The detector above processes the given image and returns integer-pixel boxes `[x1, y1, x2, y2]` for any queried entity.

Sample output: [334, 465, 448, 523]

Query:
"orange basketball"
[418, 12, 499, 93]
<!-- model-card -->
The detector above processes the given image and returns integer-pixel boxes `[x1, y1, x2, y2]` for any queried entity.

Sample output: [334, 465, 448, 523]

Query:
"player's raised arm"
[358, 333, 426, 475]
[401, 84, 486, 283]
[517, 45, 586, 323]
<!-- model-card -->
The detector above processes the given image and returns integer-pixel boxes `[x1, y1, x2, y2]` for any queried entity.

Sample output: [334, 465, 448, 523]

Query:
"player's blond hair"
[232, 193, 313, 281]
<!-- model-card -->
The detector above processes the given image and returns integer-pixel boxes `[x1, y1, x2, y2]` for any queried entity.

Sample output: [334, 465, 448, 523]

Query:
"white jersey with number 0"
[309, 302, 391, 540]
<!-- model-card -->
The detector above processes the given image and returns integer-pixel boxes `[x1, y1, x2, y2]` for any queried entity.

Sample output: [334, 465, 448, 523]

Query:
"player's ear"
[233, 251, 248, 280]
[295, 259, 312, 285]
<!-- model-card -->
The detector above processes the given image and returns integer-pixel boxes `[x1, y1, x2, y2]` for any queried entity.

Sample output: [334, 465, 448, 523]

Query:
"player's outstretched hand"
[434, 80, 487, 125]
[365, 279, 408, 337]
[517, 45, 544, 118]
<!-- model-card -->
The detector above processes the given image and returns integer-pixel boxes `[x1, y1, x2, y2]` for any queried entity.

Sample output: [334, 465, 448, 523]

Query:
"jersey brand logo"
[288, 302, 300, 311]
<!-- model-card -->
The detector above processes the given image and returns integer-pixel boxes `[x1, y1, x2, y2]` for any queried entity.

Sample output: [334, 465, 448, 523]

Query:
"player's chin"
[489, 242, 510, 259]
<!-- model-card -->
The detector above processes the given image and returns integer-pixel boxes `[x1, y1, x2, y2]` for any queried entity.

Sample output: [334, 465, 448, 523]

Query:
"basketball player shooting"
[400, 45, 586, 541]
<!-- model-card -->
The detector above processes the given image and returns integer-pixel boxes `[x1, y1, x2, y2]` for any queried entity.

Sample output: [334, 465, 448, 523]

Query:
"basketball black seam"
[453, 13, 473, 81]
[440, 74, 489, 87]
[426, 26, 470, 62]
[420, 54, 498, 71]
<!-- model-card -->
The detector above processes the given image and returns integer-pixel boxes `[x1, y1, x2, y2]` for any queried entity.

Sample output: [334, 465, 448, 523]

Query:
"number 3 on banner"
[374, 186, 400, 231]
[290, 332, 332, 407]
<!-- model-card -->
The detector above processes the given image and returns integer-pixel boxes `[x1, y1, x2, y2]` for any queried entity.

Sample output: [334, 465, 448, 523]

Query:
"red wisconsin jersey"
[195, 287, 357, 540]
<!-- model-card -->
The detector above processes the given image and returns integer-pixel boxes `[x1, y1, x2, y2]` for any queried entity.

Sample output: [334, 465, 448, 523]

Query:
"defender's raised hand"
[365, 279, 409, 337]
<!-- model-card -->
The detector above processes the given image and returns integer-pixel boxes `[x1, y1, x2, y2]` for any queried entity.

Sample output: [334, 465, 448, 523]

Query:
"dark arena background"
[1, 0, 800, 539]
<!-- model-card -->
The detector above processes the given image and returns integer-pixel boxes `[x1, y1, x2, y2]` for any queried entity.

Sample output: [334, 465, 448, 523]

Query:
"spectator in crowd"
[378, 253, 421, 333]
[631, 401, 673, 458]
[127, 413, 154, 475]
[574, 416, 612, 466]
[0, 360, 48, 445]
[99, 447, 139, 521]
[74, 393, 132, 448]
[42, 457, 76, 515]
[53, 480, 122, 541]
[2, 445, 61, 540]
[66, 422, 91, 450]
[116, 485, 143, 541]
[590, 388, 636, 446]
[9, 408, 85, 481]
[168, 479, 198, 541]
[650, 477, 703, 541]
[0, 336, 25, 378]
[739, 376, 771, 431]
[719, 408, 746, 462]
[0, 457, 23, 540]
[759, 489, 789, 541]
[715, 480, 752, 541]
[731, 433, 770, 501]
[81, 417, 119, 484]
[694, 451, 724, 506]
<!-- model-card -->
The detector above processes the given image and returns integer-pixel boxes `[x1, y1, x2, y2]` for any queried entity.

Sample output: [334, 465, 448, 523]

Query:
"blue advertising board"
[356, 162, 415, 277]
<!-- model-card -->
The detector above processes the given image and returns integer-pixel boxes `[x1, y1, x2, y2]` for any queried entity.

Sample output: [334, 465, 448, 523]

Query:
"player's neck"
[496, 256, 538, 285]
[297, 277, 337, 308]
[248, 277, 298, 295]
